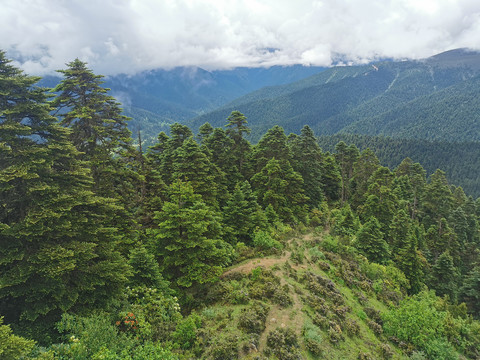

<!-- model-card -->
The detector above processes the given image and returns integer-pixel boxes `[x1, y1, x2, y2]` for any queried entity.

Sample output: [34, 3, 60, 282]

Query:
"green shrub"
[378, 343, 393, 359]
[171, 313, 202, 350]
[265, 327, 301, 360]
[0, 317, 35, 360]
[345, 318, 361, 336]
[302, 322, 323, 355]
[238, 301, 269, 334]
[320, 235, 339, 252]
[424, 338, 458, 360]
[382, 291, 446, 350]
[328, 323, 344, 344]
[253, 230, 282, 250]
[207, 334, 239, 360]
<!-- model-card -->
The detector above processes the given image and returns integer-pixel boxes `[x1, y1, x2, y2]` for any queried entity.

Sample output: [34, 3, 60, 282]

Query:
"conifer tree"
[51, 59, 136, 199]
[289, 125, 324, 208]
[252, 125, 291, 172]
[251, 158, 308, 224]
[173, 137, 224, 207]
[225, 111, 251, 175]
[150, 181, 233, 287]
[355, 217, 389, 264]
[395, 229, 424, 294]
[222, 181, 265, 244]
[460, 265, 480, 317]
[0, 52, 130, 334]
[350, 148, 380, 209]
[197, 122, 214, 144]
[320, 153, 342, 201]
[203, 127, 241, 189]
[395, 158, 426, 219]
[429, 251, 459, 301]
[334, 141, 359, 203]
[421, 170, 454, 229]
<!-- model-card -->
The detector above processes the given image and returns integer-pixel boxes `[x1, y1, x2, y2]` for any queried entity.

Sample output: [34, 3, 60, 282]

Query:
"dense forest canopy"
[1, 51, 480, 359]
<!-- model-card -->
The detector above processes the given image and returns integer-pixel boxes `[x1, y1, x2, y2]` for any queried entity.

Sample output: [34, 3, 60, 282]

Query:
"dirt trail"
[222, 233, 320, 354]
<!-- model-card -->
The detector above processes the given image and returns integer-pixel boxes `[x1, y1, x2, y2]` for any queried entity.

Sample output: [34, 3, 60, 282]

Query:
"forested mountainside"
[317, 134, 480, 198]
[39, 65, 325, 146]
[187, 49, 480, 143]
[2, 51, 480, 359]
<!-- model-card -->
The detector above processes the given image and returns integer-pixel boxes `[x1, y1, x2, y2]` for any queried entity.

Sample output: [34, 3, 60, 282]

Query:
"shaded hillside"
[39, 65, 325, 141]
[188, 49, 480, 142]
[317, 134, 480, 198]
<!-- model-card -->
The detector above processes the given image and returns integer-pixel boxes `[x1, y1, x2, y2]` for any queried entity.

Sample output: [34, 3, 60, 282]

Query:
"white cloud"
[1, 0, 479, 75]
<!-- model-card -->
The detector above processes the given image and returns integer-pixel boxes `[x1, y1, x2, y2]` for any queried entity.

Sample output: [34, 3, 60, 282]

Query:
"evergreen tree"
[0, 52, 130, 335]
[421, 170, 454, 229]
[333, 204, 359, 238]
[128, 246, 169, 290]
[150, 181, 233, 287]
[425, 218, 459, 262]
[203, 127, 241, 189]
[251, 158, 308, 224]
[197, 122, 214, 144]
[225, 111, 251, 176]
[429, 251, 459, 301]
[51, 59, 136, 198]
[320, 153, 342, 202]
[334, 141, 359, 203]
[359, 167, 398, 234]
[157, 123, 193, 185]
[173, 137, 224, 207]
[252, 125, 291, 172]
[289, 125, 325, 208]
[395, 230, 424, 295]
[460, 265, 480, 317]
[355, 217, 389, 264]
[388, 208, 412, 253]
[222, 181, 265, 244]
[395, 158, 426, 219]
[350, 148, 380, 209]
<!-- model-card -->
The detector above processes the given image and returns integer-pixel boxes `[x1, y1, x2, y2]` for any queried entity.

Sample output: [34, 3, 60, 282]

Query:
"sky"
[1, 0, 480, 75]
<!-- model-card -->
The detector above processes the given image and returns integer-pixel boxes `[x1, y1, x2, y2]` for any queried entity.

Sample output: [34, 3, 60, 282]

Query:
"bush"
[253, 230, 283, 251]
[382, 291, 446, 350]
[345, 318, 361, 336]
[320, 235, 339, 252]
[328, 323, 343, 344]
[265, 327, 302, 360]
[207, 334, 239, 360]
[378, 343, 393, 359]
[238, 301, 269, 334]
[171, 313, 202, 350]
[0, 317, 35, 360]
[368, 320, 383, 336]
[302, 322, 323, 355]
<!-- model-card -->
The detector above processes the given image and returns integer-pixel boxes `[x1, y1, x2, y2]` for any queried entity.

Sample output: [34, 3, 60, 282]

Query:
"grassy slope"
[195, 231, 411, 359]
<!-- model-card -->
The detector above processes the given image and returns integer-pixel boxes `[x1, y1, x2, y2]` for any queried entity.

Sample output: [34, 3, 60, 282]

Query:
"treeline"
[1, 51, 480, 358]
[318, 133, 480, 198]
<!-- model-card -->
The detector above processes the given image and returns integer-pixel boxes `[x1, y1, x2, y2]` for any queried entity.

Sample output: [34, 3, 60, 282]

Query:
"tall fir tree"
[251, 158, 308, 224]
[289, 125, 325, 208]
[51, 59, 136, 199]
[334, 141, 359, 204]
[149, 181, 233, 288]
[0, 52, 130, 338]
[355, 217, 390, 264]
[225, 111, 251, 176]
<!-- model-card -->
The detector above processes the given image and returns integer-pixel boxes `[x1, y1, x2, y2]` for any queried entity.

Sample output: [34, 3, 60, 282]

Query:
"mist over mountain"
[39, 64, 325, 143]
[188, 48, 480, 143]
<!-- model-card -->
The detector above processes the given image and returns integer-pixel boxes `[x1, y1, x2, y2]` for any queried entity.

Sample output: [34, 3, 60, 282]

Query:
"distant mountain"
[317, 133, 480, 198]
[187, 48, 480, 142]
[39, 65, 325, 144]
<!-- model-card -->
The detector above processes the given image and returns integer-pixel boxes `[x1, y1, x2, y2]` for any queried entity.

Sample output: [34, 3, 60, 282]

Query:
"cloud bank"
[1, 0, 480, 75]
